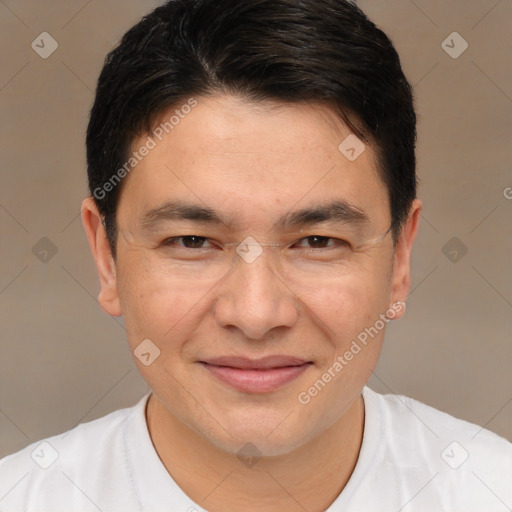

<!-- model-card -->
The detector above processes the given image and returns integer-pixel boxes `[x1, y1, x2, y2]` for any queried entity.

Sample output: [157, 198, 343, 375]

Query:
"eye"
[293, 236, 349, 249]
[161, 236, 214, 249]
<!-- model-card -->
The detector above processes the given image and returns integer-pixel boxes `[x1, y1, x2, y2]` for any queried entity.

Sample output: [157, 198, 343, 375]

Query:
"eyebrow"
[139, 199, 370, 232]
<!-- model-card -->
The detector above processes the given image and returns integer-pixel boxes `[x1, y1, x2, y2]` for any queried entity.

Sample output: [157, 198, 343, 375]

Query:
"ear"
[389, 198, 422, 319]
[81, 197, 122, 317]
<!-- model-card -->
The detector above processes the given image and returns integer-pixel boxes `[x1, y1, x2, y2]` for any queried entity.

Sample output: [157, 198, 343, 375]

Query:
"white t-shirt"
[1, 387, 511, 511]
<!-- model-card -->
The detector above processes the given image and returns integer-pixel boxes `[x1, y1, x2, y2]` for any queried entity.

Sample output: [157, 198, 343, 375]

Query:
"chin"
[211, 434, 309, 459]
[200, 417, 316, 459]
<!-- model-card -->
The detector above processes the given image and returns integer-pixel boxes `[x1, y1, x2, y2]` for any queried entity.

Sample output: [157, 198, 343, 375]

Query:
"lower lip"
[200, 362, 312, 393]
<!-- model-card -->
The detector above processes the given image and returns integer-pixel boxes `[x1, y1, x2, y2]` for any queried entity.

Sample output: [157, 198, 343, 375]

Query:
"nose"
[213, 247, 299, 340]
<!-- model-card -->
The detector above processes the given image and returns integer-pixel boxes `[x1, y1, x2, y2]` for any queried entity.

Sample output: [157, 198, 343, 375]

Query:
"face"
[82, 94, 420, 456]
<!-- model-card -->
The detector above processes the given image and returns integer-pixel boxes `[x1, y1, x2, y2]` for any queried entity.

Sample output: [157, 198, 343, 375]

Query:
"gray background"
[1, 0, 511, 459]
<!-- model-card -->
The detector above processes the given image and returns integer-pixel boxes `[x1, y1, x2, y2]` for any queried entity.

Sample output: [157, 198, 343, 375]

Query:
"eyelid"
[161, 236, 217, 249]
[291, 236, 350, 249]
[161, 235, 349, 250]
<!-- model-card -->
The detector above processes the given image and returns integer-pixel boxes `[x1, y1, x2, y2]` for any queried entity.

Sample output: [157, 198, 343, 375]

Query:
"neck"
[146, 392, 364, 512]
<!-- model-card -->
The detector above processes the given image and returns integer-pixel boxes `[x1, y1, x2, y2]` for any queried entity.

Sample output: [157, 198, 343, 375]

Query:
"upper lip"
[200, 355, 311, 370]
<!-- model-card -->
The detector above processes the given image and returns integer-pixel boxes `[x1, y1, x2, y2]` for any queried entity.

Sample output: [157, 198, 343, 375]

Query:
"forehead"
[117, 94, 390, 231]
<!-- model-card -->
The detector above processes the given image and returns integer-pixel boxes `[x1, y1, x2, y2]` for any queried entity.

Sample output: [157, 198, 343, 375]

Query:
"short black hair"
[86, 0, 417, 258]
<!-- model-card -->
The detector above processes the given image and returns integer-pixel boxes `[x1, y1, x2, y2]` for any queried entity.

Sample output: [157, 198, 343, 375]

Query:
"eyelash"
[161, 235, 349, 250]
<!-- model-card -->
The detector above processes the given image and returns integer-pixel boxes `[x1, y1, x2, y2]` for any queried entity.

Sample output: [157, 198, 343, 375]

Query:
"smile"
[199, 361, 313, 393]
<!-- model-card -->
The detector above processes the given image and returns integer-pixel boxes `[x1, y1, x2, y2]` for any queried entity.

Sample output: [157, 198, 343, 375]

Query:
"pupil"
[309, 236, 328, 248]
[185, 236, 204, 248]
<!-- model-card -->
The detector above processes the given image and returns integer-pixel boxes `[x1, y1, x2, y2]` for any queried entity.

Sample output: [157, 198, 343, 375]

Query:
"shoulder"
[366, 386, 512, 452]
[0, 394, 150, 511]
[0, 400, 132, 467]
[361, 387, 512, 510]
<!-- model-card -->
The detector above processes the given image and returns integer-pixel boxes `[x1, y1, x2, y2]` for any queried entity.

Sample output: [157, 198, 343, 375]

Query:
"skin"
[82, 94, 421, 512]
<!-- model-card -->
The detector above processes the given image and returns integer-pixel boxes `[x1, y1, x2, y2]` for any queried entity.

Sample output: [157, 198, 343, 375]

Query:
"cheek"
[117, 253, 215, 347]
[297, 267, 390, 332]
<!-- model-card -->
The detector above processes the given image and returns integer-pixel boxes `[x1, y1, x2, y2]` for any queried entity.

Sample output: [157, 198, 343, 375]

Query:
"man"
[1, 0, 510, 511]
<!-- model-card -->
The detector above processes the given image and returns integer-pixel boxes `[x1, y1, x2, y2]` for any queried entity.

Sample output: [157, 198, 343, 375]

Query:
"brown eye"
[305, 236, 330, 248]
[294, 236, 348, 249]
[162, 236, 210, 249]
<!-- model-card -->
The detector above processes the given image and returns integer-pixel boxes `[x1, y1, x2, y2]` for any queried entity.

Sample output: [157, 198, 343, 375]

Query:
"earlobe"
[81, 197, 122, 317]
[389, 199, 422, 320]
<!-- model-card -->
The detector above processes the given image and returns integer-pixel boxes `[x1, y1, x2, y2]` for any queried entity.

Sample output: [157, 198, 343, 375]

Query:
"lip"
[199, 356, 313, 393]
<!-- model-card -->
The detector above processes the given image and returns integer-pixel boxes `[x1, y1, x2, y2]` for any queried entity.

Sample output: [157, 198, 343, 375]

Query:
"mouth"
[198, 355, 313, 393]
